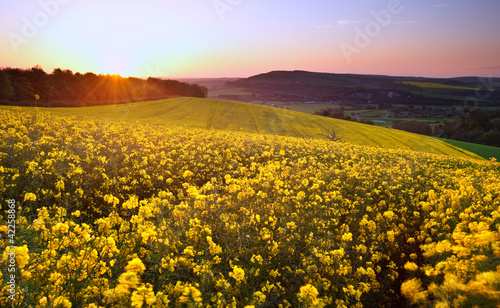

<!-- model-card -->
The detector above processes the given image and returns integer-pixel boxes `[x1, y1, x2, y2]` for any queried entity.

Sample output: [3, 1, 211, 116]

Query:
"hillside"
[231, 70, 500, 95]
[215, 70, 500, 107]
[234, 70, 500, 88]
[6, 97, 482, 159]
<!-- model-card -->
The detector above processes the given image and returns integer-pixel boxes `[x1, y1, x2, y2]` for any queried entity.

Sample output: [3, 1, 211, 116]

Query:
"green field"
[2, 97, 482, 160]
[436, 137, 500, 160]
[402, 81, 477, 90]
[401, 81, 486, 101]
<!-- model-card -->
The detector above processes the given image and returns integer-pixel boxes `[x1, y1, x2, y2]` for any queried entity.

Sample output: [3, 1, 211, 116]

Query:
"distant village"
[217, 90, 463, 121]
[303, 100, 342, 105]
[352, 105, 461, 119]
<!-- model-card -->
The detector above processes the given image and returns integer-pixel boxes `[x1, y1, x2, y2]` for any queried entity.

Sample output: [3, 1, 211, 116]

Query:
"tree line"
[392, 109, 500, 147]
[0, 66, 208, 107]
[436, 109, 500, 147]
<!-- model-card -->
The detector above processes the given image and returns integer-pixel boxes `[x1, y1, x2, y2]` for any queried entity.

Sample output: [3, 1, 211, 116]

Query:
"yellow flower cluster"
[401, 170, 500, 306]
[0, 109, 499, 307]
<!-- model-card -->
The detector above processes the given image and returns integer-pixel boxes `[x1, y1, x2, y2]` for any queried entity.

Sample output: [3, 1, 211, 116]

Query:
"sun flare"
[98, 52, 133, 77]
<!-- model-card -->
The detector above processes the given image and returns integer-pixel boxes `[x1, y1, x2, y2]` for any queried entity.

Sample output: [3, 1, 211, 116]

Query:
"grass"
[402, 81, 477, 90]
[435, 137, 500, 160]
[2, 97, 482, 159]
[348, 109, 394, 117]
[402, 81, 483, 101]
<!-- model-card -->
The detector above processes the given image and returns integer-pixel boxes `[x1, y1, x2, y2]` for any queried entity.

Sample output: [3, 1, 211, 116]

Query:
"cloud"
[311, 24, 333, 30]
[390, 20, 419, 25]
[337, 19, 418, 27]
[337, 20, 364, 26]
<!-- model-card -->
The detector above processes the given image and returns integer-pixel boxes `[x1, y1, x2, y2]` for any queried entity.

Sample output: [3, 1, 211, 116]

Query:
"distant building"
[387, 92, 400, 98]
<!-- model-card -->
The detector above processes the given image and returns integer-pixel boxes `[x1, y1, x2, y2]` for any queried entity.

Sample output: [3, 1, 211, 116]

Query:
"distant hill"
[237, 70, 388, 82]
[224, 70, 500, 106]
[6, 97, 482, 160]
[232, 70, 397, 89]
[178, 77, 240, 90]
[234, 70, 500, 88]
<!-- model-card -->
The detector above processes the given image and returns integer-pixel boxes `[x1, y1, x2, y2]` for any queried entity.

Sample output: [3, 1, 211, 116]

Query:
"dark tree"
[4, 68, 34, 102]
[0, 66, 208, 106]
[27, 66, 55, 102]
[51, 68, 76, 101]
[393, 121, 432, 136]
[320, 129, 341, 142]
[0, 70, 14, 100]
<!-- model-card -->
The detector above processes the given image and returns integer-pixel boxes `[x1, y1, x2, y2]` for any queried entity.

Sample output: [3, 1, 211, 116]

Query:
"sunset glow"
[1, 0, 499, 78]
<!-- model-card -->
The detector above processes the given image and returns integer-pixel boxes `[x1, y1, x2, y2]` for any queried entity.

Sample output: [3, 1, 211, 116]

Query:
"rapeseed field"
[2, 98, 479, 160]
[0, 108, 499, 307]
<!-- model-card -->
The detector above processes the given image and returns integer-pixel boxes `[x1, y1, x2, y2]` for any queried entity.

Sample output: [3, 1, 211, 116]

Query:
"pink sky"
[1, 0, 499, 78]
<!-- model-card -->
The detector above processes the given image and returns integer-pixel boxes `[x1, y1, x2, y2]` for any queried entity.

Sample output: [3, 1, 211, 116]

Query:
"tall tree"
[4, 68, 34, 102]
[51, 68, 76, 101]
[27, 65, 55, 102]
[0, 70, 14, 100]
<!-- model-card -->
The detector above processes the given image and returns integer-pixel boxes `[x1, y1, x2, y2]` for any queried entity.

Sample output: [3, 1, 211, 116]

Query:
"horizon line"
[1, 65, 499, 80]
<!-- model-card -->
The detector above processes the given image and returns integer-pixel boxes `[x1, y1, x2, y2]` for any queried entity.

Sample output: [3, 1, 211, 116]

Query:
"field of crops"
[0, 98, 480, 160]
[1, 107, 499, 307]
[401, 82, 477, 91]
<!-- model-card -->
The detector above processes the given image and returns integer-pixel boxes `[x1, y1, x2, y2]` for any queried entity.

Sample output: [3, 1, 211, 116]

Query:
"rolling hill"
[5, 97, 482, 159]
[216, 70, 500, 107]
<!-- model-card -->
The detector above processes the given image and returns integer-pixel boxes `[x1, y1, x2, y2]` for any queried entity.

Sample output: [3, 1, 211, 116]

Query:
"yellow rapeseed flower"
[183, 170, 194, 178]
[404, 261, 419, 272]
[131, 283, 156, 308]
[118, 272, 141, 289]
[53, 296, 72, 308]
[15, 245, 30, 269]
[39, 297, 48, 306]
[125, 258, 146, 273]
[52, 222, 69, 234]
[229, 265, 245, 283]
[299, 284, 319, 299]
[342, 232, 353, 242]
[24, 192, 36, 201]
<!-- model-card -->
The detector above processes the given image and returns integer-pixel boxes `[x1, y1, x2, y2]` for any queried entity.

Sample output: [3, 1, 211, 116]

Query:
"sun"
[99, 52, 133, 77]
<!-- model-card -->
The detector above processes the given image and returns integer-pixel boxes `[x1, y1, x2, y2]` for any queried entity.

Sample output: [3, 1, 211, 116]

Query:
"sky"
[1, 0, 500, 78]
